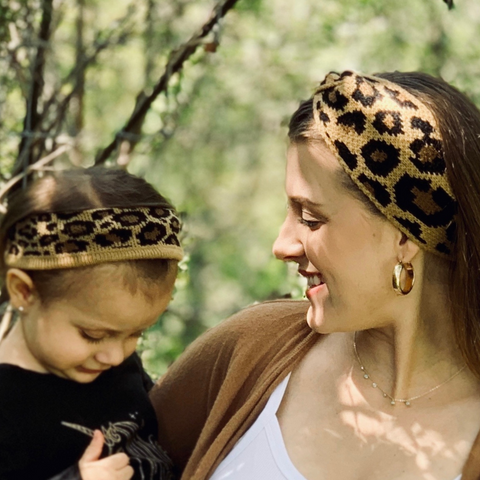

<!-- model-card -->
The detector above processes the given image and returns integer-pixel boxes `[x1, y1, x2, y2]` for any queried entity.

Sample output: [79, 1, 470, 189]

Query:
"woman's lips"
[306, 283, 325, 299]
[299, 270, 325, 298]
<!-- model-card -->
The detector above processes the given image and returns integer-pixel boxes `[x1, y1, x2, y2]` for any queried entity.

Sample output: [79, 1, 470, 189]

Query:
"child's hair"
[0, 167, 181, 304]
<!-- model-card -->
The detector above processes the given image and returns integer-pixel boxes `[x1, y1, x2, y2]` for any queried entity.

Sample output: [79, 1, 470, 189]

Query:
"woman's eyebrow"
[289, 196, 324, 209]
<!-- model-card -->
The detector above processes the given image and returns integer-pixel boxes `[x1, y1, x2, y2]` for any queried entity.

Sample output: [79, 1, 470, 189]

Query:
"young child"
[0, 167, 183, 480]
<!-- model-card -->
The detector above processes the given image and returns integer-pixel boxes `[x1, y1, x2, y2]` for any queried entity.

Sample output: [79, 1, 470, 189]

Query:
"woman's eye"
[298, 215, 323, 228]
[297, 208, 327, 229]
[299, 218, 319, 228]
[79, 330, 104, 344]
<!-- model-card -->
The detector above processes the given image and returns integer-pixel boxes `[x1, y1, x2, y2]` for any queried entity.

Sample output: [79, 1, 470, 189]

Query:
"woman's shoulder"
[170, 299, 310, 369]
[152, 299, 312, 399]
[224, 298, 309, 325]
[200, 299, 310, 346]
[150, 299, 313, 472]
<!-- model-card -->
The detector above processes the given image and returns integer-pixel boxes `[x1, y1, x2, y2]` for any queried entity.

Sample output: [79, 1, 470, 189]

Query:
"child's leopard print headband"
[313, 70, 457, 258]
[4, 206, 183, 270]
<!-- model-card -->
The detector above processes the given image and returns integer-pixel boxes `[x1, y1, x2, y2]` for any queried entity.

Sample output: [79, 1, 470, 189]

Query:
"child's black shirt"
[0, 354, 173, 480]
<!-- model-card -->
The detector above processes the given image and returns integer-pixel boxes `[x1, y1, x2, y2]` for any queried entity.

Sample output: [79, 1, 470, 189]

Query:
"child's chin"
[62, 368, 103, 383]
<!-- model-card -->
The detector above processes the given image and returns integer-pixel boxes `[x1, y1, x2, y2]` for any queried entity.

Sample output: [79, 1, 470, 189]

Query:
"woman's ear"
[397, 232, 421, 263]
[6, 269, 36, 310]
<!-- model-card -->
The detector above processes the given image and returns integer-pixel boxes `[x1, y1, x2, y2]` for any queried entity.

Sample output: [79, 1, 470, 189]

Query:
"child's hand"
[78, 430, 134, 480]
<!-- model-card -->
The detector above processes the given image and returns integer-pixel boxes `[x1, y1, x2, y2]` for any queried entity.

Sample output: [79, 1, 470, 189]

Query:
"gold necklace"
[353, 332, 466, 407]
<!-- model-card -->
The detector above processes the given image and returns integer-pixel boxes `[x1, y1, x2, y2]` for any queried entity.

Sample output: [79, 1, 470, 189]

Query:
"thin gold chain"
[353, 332, 466, 406]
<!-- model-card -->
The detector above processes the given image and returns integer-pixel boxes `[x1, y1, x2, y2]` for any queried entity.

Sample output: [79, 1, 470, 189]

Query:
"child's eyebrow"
[78, 326, 122, 335]
[79, 319, 159, 335]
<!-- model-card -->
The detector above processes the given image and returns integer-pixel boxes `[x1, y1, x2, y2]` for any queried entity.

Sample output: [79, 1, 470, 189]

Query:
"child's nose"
[95, 342, 126, 367]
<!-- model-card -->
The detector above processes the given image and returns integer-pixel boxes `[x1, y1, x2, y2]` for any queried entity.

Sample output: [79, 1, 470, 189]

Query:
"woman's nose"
[272, 216, 304, 262]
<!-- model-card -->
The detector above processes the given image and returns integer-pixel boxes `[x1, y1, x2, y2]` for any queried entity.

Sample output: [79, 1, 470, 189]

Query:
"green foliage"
[132, 0, 480, 377]
[2, 0, 480, 376]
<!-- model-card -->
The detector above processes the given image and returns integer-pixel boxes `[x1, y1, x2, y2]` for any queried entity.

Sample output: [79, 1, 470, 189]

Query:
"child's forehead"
[53, 290, 168, 332]
[30, 259, 175, 303]
[43, 267, 174, 328]
[66, 267, 172, 304]
[73, 318, 157, 334]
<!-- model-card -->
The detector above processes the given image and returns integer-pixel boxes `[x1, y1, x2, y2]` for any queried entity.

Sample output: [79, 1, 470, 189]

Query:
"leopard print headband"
[312, 70, 457, 258]
[4, 207, 183, 270]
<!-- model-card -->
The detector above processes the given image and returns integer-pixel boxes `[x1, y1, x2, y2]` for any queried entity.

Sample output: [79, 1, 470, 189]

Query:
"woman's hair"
[288, 96, 385, 218]
[288, 71, 480, 378]
[0, 167, 179, 303]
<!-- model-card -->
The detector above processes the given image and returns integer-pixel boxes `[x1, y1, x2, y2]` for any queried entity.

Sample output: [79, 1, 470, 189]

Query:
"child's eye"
[79, 330, 104, 344]
[130, 331, 144, 339]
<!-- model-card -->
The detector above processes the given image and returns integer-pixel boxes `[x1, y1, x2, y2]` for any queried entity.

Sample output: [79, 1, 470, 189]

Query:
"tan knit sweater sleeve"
[149, 299, 315, 480]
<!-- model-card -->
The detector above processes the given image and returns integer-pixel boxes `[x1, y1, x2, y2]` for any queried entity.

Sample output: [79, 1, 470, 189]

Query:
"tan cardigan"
[150, 299, 480, 480]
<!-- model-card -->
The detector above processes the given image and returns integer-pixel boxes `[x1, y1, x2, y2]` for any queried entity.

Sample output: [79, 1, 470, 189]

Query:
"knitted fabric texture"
[312, 70, 457, 257]
[5, 207, 183, 269]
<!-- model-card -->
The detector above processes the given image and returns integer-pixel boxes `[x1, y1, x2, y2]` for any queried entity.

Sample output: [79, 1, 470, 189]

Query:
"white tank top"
[209, 374, 463, 480]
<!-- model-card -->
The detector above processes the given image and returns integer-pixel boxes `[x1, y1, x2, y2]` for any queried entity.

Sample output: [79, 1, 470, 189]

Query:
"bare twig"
[6, 47, 29, 98]
[0, 144, 71, 206]
[94, 0, 240, 165]
[34, 10, 136, 158]
[70, 0, 86, 165]
[9, 7, 137, 169]
[44, 17, 134, 121]
[14, 0, 54, 178]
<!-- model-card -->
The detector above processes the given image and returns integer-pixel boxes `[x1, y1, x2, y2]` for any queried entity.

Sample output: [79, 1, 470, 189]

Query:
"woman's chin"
[306, 305, 329, 334]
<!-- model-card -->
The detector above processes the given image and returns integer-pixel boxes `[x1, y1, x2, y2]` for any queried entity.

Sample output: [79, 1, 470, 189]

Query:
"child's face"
[19, 267, 176, 383]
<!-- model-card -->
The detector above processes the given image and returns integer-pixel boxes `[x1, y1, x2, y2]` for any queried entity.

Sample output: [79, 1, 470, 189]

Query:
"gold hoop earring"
[392, 261, 415, 295]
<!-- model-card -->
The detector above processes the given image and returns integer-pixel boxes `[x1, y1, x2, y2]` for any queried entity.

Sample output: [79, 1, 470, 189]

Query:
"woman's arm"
[149, 299, 312, 478]
[150, 318, 239, 474]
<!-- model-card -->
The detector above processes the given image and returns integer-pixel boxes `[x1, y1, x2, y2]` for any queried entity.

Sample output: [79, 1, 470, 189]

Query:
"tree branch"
[0, 145, 71, 206]
[94, 0, 240, 165]
[14, 0, 54, 177]
[37, 11, 135, 144]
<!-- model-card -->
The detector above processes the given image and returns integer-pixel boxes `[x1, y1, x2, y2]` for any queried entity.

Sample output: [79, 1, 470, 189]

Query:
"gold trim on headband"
[312, 71, 457, 258]
[5, 207, 183, 270]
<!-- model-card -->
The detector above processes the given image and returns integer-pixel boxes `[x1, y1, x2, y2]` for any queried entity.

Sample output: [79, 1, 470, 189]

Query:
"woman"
[150, 71, 480, 479]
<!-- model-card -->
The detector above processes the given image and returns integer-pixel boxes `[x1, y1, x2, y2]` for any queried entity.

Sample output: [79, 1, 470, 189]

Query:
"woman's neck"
[354, 278, 469, 404]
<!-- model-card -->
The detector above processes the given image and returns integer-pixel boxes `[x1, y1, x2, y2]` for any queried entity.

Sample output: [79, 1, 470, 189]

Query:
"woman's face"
[273, 141, 405, 334]
[17, 265, 176, 383]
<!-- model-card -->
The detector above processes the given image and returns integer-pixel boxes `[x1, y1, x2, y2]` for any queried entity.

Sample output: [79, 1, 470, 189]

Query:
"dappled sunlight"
[281, 365, 470, 479]
[335, 399, 468, 478]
